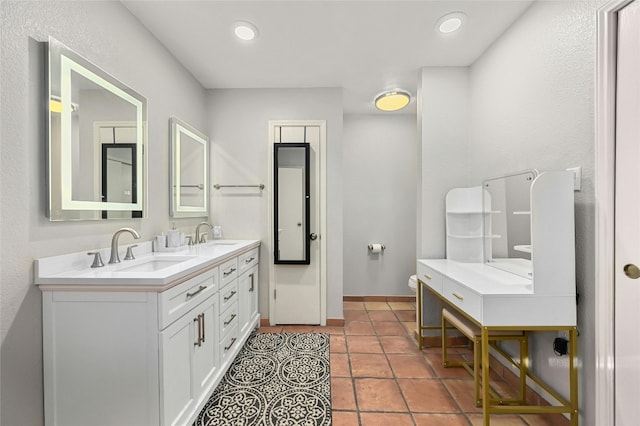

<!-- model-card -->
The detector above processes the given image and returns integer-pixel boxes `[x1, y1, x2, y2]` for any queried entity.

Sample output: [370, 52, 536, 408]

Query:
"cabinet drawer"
[219, 280, 239, 313]
[442, 279, 482, 322]
[159, 267, 218, 329]
[417, 262, 443, 294]
[238, 247, 259, 276]
[220, 325, 239, 365]
[219, 302, 239, 338]
[220, 258, 238, 288]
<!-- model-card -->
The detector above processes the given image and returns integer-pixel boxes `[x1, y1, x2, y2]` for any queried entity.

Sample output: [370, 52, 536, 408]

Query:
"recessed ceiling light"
[233, 21, 259, 41]
[374, 90, 411, 112]
[436, 12, 466, 34]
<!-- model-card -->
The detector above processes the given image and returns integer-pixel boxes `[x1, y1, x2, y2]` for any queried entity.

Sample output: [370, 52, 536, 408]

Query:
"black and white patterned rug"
[194, 332, 331, 426]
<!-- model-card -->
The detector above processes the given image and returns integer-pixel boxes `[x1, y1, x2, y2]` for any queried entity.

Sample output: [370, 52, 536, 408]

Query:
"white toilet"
[408, 274, 417, 294]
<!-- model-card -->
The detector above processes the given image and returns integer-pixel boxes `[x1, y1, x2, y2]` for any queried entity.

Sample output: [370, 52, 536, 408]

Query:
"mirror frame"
[273, 143, 310, 265]
[46, 37, 147, 221]
[169, 116, 209, 218]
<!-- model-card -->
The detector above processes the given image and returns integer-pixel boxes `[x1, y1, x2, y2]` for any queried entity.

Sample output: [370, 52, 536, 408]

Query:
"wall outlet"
[567, 167, 582, 191]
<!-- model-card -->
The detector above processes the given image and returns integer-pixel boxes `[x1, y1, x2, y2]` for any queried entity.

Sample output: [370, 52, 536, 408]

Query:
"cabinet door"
[239, 265, 259, 336]
[160, 312, 196, 426]
[192, 296, 219, 399]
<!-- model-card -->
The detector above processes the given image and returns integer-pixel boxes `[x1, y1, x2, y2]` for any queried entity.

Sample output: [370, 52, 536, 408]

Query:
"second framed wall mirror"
[169, 117, 209, 218]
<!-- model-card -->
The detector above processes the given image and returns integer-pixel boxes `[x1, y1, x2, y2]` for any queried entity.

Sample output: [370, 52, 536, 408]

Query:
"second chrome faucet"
[109, 227, 141, 264]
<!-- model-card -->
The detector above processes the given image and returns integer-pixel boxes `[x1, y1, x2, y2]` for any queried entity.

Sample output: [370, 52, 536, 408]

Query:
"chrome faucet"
[195, 222, 213, 244]
[109, 227, 141, 264]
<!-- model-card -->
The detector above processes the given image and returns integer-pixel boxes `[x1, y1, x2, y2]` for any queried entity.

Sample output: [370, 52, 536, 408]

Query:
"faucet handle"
[124, 244, 138, 261]
[186, 235, 194, 246]
[87, 252, 105, 268]
[199, 234, 207, 244]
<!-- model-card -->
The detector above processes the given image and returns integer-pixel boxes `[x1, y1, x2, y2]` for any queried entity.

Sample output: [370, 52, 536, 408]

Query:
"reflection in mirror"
[169, 117, 209, 218]
[274, 143, 310, 264]
[483, 170, 537, 278]
[47, 37, 146, 221]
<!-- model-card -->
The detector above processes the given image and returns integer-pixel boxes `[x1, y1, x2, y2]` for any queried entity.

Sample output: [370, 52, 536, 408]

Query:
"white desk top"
[417, 258, 576, 327]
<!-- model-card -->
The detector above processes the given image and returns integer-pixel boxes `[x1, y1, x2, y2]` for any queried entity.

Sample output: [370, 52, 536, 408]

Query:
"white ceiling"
[123, 1, 533, 114]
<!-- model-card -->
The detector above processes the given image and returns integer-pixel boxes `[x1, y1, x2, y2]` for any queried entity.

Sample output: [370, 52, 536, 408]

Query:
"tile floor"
[258, 300, 570, 426]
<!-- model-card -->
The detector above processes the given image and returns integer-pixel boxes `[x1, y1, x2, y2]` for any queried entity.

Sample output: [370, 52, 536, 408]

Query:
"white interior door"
[270, 123, 325, 325]
[614, 1, 640, 424]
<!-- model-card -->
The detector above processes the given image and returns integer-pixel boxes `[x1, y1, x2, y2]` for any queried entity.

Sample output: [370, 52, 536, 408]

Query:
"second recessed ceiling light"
[234, 21, 259, 41]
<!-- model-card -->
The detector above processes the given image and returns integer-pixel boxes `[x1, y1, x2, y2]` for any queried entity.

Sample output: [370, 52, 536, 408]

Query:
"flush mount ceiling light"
[233, 21, 259, 41]
[374, 90, 411, 112]
[435, 12, 466, 34]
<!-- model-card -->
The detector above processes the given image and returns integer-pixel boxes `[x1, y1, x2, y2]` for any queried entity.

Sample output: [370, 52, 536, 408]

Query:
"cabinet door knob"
[624, 263, 640, 279]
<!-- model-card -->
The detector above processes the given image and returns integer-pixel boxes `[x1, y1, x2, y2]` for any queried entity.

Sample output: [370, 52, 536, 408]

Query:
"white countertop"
[35, 240, 260, 289]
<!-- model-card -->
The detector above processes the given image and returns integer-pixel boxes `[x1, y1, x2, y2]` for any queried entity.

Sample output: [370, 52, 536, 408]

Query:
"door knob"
[310, 233, 318, 241]
[624, 263, 640, 279]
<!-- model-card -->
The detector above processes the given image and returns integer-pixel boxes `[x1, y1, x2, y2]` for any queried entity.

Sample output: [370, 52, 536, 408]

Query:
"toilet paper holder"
[368, 243, 386, 252]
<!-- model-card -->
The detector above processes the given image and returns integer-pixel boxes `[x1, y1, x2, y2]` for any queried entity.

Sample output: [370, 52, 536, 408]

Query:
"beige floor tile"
[344, 301, 366, 310]
[355, 378, 408, 412]
[360, 412, 414, 425]
[349, 353, 393, 378]
[345, 320, 375, 335]
[413, 413, 471, 426]
[398, 378, 459, 413]
[331, 411, 359, 426]
[389, 302, 416, 310]
[331, 377, 357, 410]
[368, 310, 398, 322]
[387, 354, 435, 378]
[346, 335, 383, 353]
[364, 301, 391, 311]
[330, 353, 351, 377]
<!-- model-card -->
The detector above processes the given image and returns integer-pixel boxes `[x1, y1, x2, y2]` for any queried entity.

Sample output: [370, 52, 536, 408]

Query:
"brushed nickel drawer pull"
[452, 292, 464, 301]
[201, 313, 205, 343]
[245, 257, 255, 264]
[224, 314, 237, 326]
[193, 314, 203, 347]
[225, 337, 237, 351]
[223, 268, 237, 277]
[249, 273, 255, 292]
[424, 274, 432, 280]
[224, 290, 237, 302]
[186, 285, 207, 299]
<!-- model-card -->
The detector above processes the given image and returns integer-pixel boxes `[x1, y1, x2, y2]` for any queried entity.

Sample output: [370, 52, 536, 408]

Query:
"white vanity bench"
[35, 240, 260, 426]
[417, 170, 578, 426]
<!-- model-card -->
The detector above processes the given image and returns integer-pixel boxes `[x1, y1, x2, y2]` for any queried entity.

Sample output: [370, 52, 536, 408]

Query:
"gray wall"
[418, 1, 603, 424]
[205, 88, 344, 320]
[343, 114, 417, 296]
[0, 1, 208, 424]
[468, 2, 600, 422]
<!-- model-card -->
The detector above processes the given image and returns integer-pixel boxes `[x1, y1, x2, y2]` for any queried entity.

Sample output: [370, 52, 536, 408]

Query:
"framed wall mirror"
[274, 143, 310, 264]
[169, 116, 209, 218]
[46, 37, 146, 221]
[482, 169, 537, 278]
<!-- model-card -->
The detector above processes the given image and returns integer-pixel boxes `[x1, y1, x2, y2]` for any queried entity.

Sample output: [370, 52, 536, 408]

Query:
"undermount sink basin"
[114, 256, 196, 273]
[207, 241, 237, 246]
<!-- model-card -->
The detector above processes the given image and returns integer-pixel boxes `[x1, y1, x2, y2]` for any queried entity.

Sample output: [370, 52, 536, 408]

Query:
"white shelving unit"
[445, 186, 489, 263]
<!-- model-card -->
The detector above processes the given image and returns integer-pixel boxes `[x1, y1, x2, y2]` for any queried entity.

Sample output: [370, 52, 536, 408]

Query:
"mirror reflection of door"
[101, 142, 139, 219]
[274, 143, 310, 264]
[179, 132, 205, 209]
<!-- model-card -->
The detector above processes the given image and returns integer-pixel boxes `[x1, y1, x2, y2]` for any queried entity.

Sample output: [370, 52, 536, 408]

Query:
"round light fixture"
[233, 21, 259, 41]
[436, 12, 466, 34]
[374, 90, 411, 112]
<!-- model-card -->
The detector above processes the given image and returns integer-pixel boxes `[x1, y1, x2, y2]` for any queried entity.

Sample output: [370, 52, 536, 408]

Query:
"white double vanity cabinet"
[35, 240, 261, 426]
